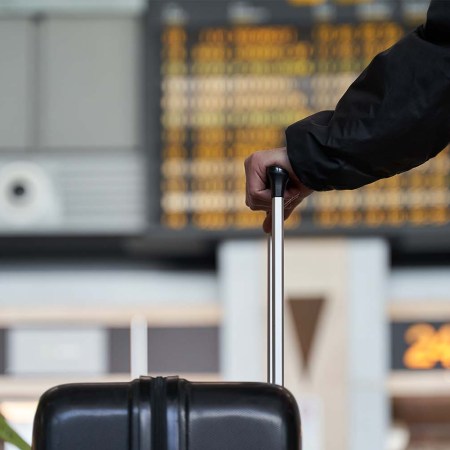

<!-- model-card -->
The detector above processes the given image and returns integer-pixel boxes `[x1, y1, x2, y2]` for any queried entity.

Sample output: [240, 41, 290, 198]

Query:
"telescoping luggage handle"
[267, 166, 289, 387]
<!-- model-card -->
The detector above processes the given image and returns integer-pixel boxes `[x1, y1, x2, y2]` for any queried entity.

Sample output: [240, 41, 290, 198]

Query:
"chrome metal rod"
[269, 196, 284, 386]
[267, 235, 273, 383]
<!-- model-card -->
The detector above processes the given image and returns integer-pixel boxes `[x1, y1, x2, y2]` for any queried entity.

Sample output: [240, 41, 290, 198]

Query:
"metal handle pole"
[267, 236, 273, 383]
[267, 166, 289, 387]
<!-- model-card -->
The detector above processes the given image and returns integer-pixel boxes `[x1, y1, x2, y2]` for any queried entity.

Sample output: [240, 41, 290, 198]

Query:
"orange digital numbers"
[403, 323, 450, 370]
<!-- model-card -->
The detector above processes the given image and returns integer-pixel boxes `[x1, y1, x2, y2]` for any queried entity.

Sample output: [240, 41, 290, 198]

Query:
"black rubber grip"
[267, 166, 289, 198]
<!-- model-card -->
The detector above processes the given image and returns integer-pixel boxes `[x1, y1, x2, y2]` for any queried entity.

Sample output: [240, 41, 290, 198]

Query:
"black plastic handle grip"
[267, 166, 289, 198]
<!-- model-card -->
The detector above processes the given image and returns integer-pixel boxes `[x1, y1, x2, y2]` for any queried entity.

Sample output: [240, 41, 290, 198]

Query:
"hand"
[244, 147, 313, 233]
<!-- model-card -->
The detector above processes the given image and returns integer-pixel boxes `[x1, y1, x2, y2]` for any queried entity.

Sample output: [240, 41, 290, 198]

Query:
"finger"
[284, 192, 304, 210]
[263, 206, 296, 234]
[262, 195, 305, 233]
[262, 193, 300, 233]
[244, 155, 267, 202]
[246, 199, 271, 211]
[245, 152, 280, 211]
[246, 189, 272, 211]
[263, 212, 272, 234]
[283, 204, 298, 222]
[284, 195, 304, 221]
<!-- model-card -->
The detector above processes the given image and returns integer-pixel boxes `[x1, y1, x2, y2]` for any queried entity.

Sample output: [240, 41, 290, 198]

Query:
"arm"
[246, 0, 450, 230]
[286, 0, 450, 190]
[425, 0, 450, 45]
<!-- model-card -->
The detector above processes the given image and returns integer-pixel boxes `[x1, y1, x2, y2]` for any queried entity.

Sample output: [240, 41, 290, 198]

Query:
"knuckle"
[247, 198, 261, 211]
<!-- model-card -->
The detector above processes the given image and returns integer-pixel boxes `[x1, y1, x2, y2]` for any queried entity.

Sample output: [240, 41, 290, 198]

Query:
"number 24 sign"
[402, 323, 450, 370]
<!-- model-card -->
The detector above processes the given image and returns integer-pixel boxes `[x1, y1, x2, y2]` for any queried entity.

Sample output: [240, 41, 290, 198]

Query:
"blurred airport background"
[0, 0, 449, 449]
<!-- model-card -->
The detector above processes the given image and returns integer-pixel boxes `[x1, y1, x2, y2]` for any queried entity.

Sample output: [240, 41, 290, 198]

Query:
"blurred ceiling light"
[402, 0, 429, 22]
[161, 3, 189, 26]
[357, 2, 393, 21]
[228, 2, 270, 25]
[312, 5, 337, 22]
[288, 0, 324, 5]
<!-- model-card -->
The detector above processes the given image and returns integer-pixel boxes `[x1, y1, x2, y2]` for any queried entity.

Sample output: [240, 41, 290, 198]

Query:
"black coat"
[286, 0, 450, 191]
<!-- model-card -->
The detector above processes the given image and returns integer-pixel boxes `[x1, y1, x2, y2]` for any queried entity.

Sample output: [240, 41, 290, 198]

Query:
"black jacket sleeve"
[286, 0, 450, 191]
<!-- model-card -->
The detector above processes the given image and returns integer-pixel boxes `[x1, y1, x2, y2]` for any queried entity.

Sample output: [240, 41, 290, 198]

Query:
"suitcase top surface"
[33, 377, 301, 450]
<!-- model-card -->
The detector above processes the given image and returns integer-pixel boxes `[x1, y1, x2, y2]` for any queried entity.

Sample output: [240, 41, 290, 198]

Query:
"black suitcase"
[32, 167, 301, 450]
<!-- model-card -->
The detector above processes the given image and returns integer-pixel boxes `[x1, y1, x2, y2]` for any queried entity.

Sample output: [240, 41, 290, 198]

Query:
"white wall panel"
[347, 239, 390, 450]
[218, 240, 266, 382]
[0, 266, 217, 307]
[0, 20, 31, 148]
[389, 268, 450, 301]
[39, 17, 141, 148]
[218, 238, 392, 450]
[0, 1, 145, 14]
[7, 327, 107, 375]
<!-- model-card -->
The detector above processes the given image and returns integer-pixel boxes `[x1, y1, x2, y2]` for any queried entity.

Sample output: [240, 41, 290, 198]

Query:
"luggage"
[32, 166, 301, 450]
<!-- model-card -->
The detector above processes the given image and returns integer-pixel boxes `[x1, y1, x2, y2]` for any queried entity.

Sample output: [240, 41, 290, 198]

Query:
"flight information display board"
[150, 0, 449, 234]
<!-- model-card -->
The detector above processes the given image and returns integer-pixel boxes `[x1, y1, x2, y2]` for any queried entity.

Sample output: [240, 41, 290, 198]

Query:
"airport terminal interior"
[0, 0, 449, 449]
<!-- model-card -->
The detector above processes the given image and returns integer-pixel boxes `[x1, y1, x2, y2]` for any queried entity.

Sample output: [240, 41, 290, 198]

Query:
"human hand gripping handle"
[244, 147, 313, 233]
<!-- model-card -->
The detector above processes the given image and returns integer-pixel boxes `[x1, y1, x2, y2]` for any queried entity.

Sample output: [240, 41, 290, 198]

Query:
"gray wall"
[0, 15, 147, 233]
[0, 15, 142, 151]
